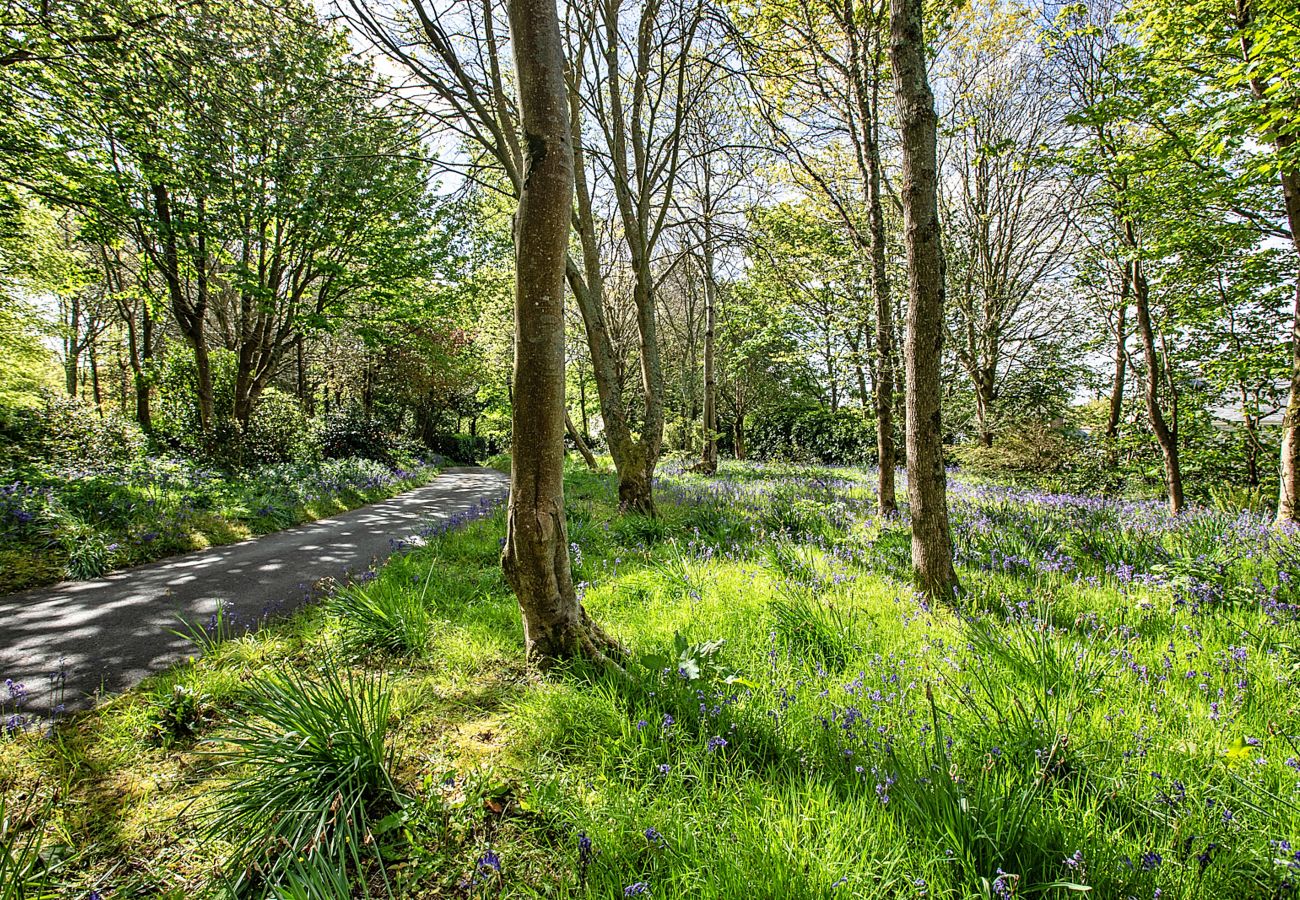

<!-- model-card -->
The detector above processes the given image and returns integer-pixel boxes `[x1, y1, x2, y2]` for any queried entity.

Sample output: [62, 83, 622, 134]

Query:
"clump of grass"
[142, 683, 211, 748]
[327, 579, 435, 658]
[0, 793, 62, 900]
[768, 584, 859, 671]
[204, 662, 400, 891]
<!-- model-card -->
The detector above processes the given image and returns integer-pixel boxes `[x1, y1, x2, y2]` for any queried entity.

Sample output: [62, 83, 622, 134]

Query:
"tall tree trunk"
[1106, 277, 1128, 468]
[699, 204, 719, 475]
[503, 0, 617, 667]
[1241, 386, 1262, 487]
[149, 181, 214, 431]
[890, 0, 958, 600]
[579, 367, 591, 442]
[566, 113, 656, 514]
[1130, 256, 1184, 515]
[89, 341, 102, 409]
[867, 124, 897, 515]
[733, 380, 747, 461]
[1280, 281, 1300, 522]
[64, 293, 80, 397]
[974, 374, 994, 448]
[131, 299, 153, 432]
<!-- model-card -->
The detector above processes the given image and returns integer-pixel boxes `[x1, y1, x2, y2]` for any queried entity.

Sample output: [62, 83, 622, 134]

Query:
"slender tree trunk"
[890, 0, 958, 600]
[579, 367, 591, 440]
[1241, 386, 1262, 487]
[974, 375, 994, 448]
[867, 133, 897, 515]
[566, 410, 599, 470]
[699, 208, 719, 475]
[564, 64, 656, 514]
[502, 0, 617, 667]
[1130, 256, 1184, 515]
[1106, 278, 1128, 468]
[566, 126, 656, 513]
[126, 298, 153, 432]
[1280, 281, 1300, 522]
[64, 293, 80, 397]
[733, 381, 746, 461]
[150, 181, 214, 431]
[89, 341, 102, 409]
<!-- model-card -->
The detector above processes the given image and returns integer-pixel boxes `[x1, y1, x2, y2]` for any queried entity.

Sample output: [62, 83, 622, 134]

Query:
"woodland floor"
[2, 459, 1300, 899]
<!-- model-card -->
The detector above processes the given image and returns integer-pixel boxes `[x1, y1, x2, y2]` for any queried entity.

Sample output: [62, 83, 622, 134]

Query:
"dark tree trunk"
[699, 204, 719, 475]
[1106, 277, 1128, 468]
[149, 181, 214, 431]
[867, 119, 897, 515]
[1130, 256, 1184, 515]
[135, 300, 153, 431]
[890, 0, 958, 601]
[502, 0, 618, 667]
[89, 341, 102, 409]
[64, 292, 80, 397]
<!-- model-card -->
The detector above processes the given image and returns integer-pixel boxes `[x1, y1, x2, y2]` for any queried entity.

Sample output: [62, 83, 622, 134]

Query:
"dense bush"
[950, 419, 1084, 478]
[746, 403, 873, 465]
[243, 388, 320, 465]
[428, 431, 491, 464]
[0, 393, 146, 471]
[316, 405, 400, 462]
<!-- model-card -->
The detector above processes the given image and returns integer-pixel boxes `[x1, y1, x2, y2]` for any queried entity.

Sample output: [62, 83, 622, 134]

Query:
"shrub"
[0, 393, 146, 471]
[316, 406, 398, 462]
[747, 403, 872, 465]
[143, 684, 211, 747]
[244, 388, 320, 465]
[428, 432, 489, 465]
[205, 663, 399, 889]
[950, 419, 1083, 478]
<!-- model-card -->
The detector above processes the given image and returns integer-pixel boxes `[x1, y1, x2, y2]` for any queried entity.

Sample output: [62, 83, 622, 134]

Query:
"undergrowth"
[2, 459, 1300, 898]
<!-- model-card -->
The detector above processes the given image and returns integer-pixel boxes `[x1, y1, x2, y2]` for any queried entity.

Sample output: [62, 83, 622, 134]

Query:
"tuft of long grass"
[0, 794, 57, 900]
[327, 580, 435, 658]
[203, 661, 400, 891]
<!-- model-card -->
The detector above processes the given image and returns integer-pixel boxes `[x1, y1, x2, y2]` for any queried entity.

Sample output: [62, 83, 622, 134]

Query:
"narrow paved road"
[0, 466, 509, 716]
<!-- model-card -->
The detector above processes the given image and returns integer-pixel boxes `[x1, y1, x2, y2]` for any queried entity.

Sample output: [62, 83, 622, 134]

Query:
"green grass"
[3, 459, 1300, 898]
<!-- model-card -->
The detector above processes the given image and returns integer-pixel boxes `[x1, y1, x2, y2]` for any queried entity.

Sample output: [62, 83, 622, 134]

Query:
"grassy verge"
[3, 460, 1300, 898]
[0, 456, 441, 594]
